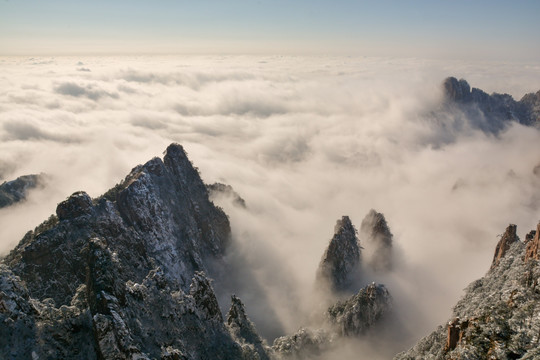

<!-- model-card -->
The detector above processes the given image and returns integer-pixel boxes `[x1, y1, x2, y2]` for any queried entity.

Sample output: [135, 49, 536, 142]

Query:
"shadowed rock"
[207, 182, 247, 208]
[0, 173, 44, 208]
[0, 143, 271, 359]
[360, 209, 393, 272]
[441, 77, 540, 131]
[190, 272, 223, 322]
[226, 295, 270, 360]
[316, 216, 361, 292]
[56, 191, 93, 220]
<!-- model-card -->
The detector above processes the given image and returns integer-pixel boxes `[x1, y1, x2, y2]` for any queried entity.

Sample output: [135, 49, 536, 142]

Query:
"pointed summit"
[491, 224, 519, 268]
[190, 272, 223, 322]
[316, 216, 361, 292]
[227, 295, 270, 360]
[443, 77, 471, 102]
[360, 209, 393, 272]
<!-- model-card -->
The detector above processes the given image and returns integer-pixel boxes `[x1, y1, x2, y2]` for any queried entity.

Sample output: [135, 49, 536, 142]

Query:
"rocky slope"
[395, 223, 540, 359]
[0, 143, 270, 360]
[0, 174, 44, 208]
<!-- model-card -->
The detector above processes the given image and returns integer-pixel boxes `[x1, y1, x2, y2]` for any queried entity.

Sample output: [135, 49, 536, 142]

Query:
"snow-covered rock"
[0, 143, 269, 360]
[395, 223, 540, 359]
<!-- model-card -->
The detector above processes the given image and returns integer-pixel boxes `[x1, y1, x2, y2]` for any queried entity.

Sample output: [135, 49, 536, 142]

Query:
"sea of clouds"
[1, 55, 539, 357]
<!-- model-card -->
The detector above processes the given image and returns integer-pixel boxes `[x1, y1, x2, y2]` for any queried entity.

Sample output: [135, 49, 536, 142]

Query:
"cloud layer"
[1, 55, 540, 357]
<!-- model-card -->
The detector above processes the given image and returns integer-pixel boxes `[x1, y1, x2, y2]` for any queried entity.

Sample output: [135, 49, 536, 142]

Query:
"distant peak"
[443, 77, 471, 102]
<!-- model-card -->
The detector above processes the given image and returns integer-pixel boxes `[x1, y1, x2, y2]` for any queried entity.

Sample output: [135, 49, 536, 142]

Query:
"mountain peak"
[316, 216, 361, 291]
[360, 209, 393, 272]
[491, 224, 518, 269]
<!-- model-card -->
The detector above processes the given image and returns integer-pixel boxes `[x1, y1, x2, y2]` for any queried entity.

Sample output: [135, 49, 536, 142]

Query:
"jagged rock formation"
[4, 143, 230, 305]
[272, 282, 391, 359]
[441, 77, 540, 133]
[316, 216, 361, 291]
[226, 295, 271, 360]
[0, 143, 269, 359]
[525, 223, 540, 261]
[395, 223, 540, 360]
[360, 209, 393, 272]
[272, 328, 334, 359]
[0, 174, 44, 208]
[491, 224, 519, 269]
[327, 283, 391, 336]
[207, 182, 247, 208]
[274, 216, 392, 359]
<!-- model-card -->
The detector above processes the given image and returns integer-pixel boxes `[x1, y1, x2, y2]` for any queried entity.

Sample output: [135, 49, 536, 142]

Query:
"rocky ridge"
[395, 222, 540, 360]
[0, 174, 44, 208]
[441, 77, 540, 133]
[0, 143, 270, 360]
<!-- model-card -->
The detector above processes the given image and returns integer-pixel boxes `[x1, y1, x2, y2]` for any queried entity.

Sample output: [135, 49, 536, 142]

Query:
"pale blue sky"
[1, 0, 539, 59]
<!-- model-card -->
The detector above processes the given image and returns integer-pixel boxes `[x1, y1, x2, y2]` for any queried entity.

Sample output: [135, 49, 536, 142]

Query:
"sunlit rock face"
[0, 143, 270, 360]
[395, 223, 540, 360]
[316, 216, 362, 292]
[491, 224, 519, 269]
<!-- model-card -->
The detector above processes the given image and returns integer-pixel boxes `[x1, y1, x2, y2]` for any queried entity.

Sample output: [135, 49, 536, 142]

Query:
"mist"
[1, 55, 539, 358]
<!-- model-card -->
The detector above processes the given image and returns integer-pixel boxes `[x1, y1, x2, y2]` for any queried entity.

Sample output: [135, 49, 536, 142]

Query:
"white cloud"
[0, 55, 539, 356]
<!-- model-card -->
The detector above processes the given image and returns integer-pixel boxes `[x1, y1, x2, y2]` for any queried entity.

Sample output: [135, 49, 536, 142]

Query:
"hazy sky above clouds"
[1, 0, 540, 59]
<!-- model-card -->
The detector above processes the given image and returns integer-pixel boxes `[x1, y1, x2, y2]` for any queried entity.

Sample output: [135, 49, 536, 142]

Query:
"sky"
[1, 0, 540, 59]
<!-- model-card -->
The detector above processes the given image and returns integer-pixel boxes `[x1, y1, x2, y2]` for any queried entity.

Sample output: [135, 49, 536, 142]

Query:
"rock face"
[326, 283, 391, 336]
[0, 143, 269, 360]
[360, 209, 393, 272]
[395, 223, 540, 360]
[491, 224, 519, 269]
[316, 216, 361, 291]
[0, 174, 44, 208]
[441, 77, 540, 133]
[525, 223, 540, 261]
